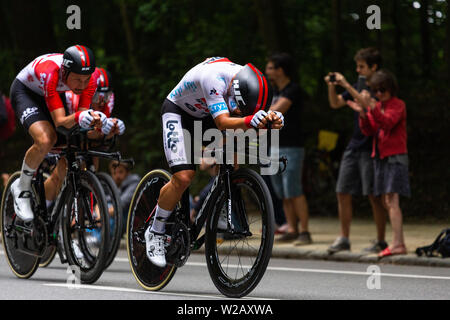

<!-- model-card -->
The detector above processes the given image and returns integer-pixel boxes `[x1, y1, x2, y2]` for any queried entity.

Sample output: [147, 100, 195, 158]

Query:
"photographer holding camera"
[324, 47, 388, 254]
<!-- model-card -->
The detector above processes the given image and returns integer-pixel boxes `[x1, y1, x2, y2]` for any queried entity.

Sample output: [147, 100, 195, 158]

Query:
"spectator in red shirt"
[0, 93, 16, 187]
[352, 69, 410, 257]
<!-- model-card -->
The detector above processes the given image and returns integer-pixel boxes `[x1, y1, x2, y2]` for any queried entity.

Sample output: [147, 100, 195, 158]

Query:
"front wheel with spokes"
[61, 170, 109, 284]
[204, 168, 274, 298]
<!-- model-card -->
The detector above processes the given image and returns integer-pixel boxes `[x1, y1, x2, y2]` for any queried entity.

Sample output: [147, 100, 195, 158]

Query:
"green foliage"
[0, 0, 448, 217]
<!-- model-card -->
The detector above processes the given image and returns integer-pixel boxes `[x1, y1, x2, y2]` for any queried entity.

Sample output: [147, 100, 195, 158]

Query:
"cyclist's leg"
[11, 121, 57, 221]
[145, 99, 197, 267]
[154, 169, 195, 230]
[10, 81, 59, 221]
[44, 157, 68, 202]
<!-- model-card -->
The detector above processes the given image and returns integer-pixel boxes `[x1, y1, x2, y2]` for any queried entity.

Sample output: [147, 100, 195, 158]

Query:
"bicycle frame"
[175, 126, 284, 249]
[37, 126, 132, 249]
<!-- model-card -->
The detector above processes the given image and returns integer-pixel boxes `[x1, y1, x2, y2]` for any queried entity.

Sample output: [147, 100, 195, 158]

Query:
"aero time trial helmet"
[232, 63, 273, 116]
[62, 45, 96, 75]
[93, 68, 113, 104]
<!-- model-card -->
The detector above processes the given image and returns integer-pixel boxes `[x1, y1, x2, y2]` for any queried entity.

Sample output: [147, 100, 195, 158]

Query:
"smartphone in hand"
[356, 75, 369, 92]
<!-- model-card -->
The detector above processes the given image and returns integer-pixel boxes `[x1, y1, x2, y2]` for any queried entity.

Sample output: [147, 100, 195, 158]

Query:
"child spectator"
[357, 69, 410, 257]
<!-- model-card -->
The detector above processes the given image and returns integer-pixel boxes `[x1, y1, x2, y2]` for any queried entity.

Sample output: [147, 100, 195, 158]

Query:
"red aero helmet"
[62, 45, 96, 75]
[232, 63, 273, 116]
[96, 67, 113, 92]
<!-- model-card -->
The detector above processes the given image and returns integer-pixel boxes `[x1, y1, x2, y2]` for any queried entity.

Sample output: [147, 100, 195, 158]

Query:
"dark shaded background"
[0, 0, 448, 218]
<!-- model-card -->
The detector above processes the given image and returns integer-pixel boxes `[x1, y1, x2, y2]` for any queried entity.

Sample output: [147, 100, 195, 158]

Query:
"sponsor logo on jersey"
[229, 99, 238, 112]
[208, 102, 228, 115]
[20, 107, 39, 124]
[166, 120, 180, 153]
[39, 73, 47, 95]
[209, 88, 219, 96]
[233, 80, 245, 106]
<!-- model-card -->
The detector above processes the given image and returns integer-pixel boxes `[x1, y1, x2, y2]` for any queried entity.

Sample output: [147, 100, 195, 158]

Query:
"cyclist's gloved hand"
[101, 118, 115, 135]
[93, 111, 108, 128]
[249, 110, 268, 128]
[116, 119, 125, 135]
[268, 110, 284, 127]
[77, 110, 96, 129]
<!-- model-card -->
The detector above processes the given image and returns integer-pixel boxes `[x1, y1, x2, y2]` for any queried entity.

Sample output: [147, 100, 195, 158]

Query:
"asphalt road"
[1, 249, 450, 300]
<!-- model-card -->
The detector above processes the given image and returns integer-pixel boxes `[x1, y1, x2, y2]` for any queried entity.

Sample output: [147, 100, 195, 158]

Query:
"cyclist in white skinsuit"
[145, 57, 285, 267]
[167, 57, 242, 119]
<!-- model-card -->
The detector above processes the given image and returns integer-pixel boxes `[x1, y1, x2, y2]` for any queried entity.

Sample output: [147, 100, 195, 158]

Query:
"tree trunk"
[420, 0, 431, 77]
[118, 0, 141, 77]
[392, 0, 403, 76]
[446, 0, 450, 81]
[254, 0, 291, 54]
[331, 0, 342, 70]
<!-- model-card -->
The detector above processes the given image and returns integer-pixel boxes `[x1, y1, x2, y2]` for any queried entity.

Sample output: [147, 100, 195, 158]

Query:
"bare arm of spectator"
[270, 96, 292, 114]
[324, 73, 347, 109]
[332, 72, 369, 108]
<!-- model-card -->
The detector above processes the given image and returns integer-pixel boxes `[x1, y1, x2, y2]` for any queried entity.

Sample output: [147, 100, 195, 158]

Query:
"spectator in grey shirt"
[109, 160, 141, 236]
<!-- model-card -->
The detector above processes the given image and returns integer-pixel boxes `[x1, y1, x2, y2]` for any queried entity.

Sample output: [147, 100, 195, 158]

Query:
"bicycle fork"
[222, 166, 250, 236]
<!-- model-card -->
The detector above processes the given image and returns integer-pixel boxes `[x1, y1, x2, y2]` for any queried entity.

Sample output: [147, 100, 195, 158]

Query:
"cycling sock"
[18, 160, 35, 191]
[150, 205, 172, 235]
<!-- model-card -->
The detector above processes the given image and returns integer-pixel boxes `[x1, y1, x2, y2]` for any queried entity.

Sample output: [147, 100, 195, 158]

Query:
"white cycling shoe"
[145, 228, 167, 268]
[11, 179, 34, 222]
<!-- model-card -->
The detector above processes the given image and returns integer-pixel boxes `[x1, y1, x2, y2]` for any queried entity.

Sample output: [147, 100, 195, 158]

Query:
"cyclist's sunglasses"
[92, 91, 112, 104]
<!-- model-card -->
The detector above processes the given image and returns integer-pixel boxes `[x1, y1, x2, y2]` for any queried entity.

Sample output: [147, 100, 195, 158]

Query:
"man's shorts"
[335, 147, 374, 196]
[270, 147, 305, 199]
[10, 78, 66, 145]
[161, 99, 217, 173]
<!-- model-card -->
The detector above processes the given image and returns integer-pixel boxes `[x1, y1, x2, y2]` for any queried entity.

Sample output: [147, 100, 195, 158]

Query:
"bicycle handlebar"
[54, 125, 134, 168]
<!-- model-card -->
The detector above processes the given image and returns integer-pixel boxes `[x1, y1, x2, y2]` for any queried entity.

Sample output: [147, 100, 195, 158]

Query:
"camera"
[329, 73, 336, 83]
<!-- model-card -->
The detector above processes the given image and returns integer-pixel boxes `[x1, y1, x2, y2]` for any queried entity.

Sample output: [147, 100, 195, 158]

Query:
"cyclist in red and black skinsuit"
[63, 67, 125, 136]
[9, 45, 107, 222]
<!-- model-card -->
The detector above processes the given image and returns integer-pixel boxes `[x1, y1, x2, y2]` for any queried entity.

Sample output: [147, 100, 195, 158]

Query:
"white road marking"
[116, 258, 450, 281]
[42, 283, 274, 300]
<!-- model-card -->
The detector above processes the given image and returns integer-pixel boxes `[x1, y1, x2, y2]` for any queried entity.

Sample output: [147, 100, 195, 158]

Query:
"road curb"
[3, 236, 447, 268]
[117, 240, 450, 268]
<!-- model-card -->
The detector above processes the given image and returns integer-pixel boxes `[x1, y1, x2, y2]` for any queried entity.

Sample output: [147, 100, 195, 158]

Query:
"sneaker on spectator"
[327, 236, 351, 254]
[363, 240, 388, 254]
[275, 223, 289, 235]
[294, 231, 312, 246]
[275, 232, 298, 243]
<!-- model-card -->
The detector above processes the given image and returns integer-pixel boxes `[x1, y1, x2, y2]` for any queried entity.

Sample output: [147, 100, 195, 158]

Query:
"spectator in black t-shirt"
[265, 53, 312, 245]
[324, 47, 388, 254]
